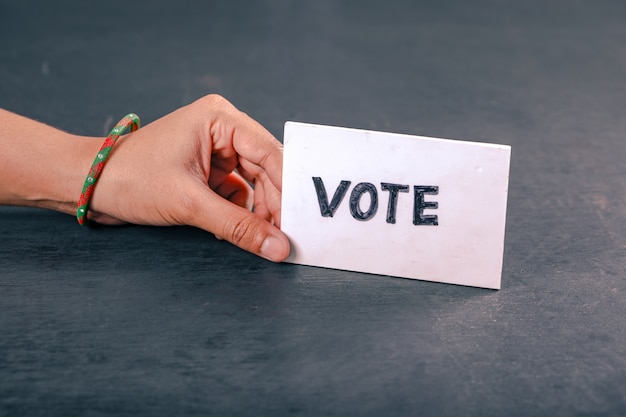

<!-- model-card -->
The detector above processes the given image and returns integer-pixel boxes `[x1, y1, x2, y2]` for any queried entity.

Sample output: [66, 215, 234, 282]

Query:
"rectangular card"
[281, 122, 511, 289]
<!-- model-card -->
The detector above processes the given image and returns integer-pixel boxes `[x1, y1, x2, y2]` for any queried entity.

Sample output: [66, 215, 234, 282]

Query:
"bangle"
[77, 113, 140, 225]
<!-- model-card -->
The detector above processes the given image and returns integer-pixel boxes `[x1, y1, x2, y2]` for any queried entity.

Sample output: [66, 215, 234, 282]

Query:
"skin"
[0, 94, 291, 262]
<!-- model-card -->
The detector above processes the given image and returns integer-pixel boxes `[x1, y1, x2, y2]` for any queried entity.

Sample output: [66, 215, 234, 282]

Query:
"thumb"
[191, 189, 291, 262]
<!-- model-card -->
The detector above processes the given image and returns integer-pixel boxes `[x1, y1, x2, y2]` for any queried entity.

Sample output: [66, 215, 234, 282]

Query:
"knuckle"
[199, 94, 231, 110]
[224, 216, 258, 248]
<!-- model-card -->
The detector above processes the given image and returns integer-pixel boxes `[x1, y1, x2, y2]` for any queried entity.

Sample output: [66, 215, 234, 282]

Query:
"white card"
[281, 122, 511, 289]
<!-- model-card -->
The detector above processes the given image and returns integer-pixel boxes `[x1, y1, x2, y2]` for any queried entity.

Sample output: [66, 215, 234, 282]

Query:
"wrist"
[44, 134, 104, 216]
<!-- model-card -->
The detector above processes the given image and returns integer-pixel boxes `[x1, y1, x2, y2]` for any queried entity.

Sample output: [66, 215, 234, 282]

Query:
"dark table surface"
[1, 1, 625, 416]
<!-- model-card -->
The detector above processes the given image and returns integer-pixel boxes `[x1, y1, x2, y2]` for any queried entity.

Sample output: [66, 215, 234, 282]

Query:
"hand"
[88, 95, 290, 262]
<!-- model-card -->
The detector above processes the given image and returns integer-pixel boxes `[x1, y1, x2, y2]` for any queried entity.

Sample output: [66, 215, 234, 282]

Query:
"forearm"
[0, 109, 102, 216]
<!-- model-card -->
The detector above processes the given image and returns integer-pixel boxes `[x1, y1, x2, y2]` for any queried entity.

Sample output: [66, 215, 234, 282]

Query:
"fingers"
[193, 94, 285, 238]
[188, 185, 290, 262]
[251, 173, 282, 228]
[198, 95, 284, 192]
[213, 172, 253, 210]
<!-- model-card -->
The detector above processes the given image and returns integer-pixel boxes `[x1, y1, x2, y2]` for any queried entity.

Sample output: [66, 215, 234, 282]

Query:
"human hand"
[87, 95, 290, 262]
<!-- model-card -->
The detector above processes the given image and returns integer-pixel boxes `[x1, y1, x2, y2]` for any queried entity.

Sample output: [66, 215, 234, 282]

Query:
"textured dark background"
[1, 1, 625, 416]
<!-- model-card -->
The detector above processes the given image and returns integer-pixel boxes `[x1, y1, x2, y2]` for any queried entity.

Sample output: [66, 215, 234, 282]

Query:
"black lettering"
[349, 182, 378, 221]
[381, 183, 409, 224]
[312, 177, 351, 217]
[413, 186, 439, 226]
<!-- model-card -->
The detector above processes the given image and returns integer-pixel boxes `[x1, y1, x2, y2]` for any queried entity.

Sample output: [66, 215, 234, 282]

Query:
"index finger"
[197, 95, 284, 191]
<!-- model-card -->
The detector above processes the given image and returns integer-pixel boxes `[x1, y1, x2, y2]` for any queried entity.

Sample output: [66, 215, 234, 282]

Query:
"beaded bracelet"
[77, 113, 140, 225]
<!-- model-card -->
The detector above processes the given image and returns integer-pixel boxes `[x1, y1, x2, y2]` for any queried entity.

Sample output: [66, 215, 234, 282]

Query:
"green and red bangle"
[76, 113, 140, 225]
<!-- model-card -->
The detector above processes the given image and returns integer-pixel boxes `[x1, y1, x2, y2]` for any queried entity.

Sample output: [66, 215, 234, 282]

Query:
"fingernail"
[260, 235, 287, 262]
